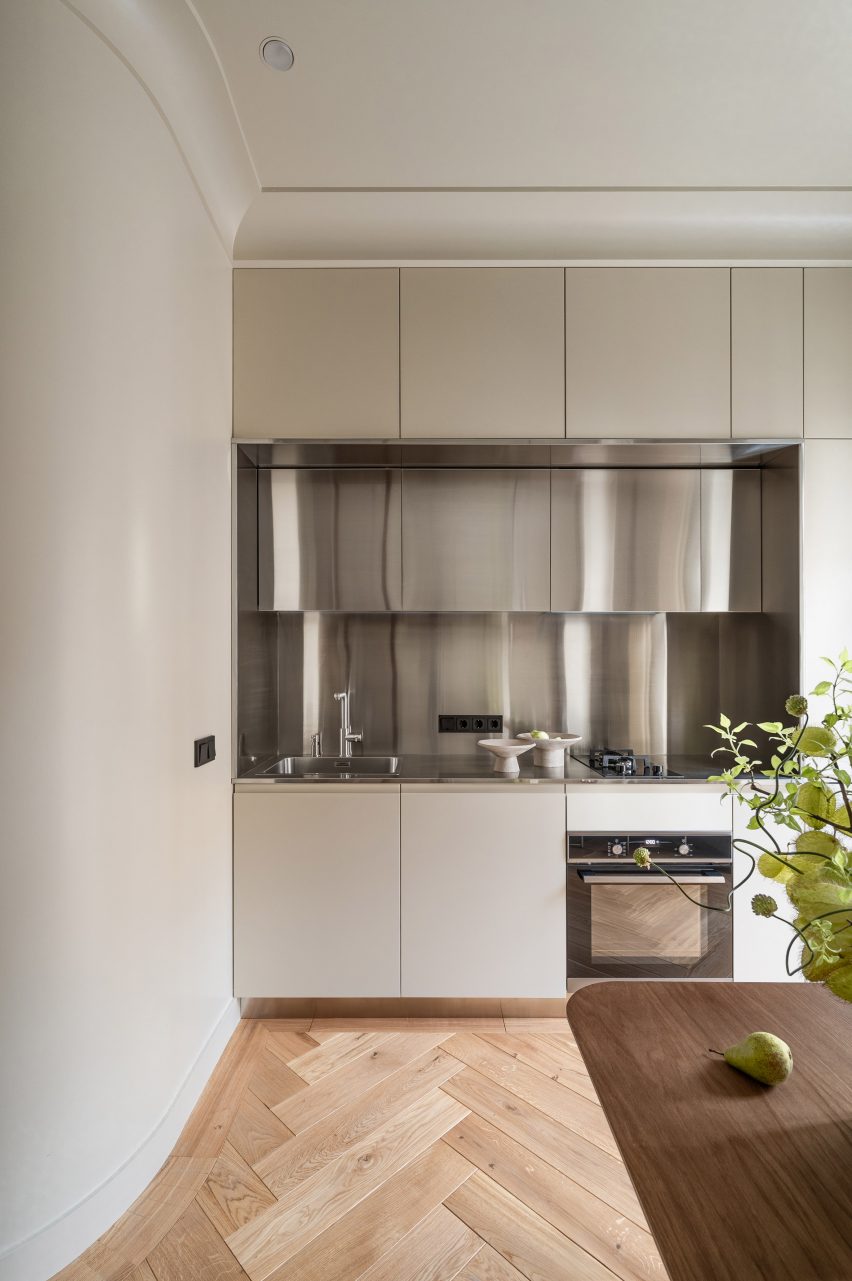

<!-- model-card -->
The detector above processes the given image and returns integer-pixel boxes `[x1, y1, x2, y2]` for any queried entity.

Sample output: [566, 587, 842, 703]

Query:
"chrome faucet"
[333, 691, 362, 757]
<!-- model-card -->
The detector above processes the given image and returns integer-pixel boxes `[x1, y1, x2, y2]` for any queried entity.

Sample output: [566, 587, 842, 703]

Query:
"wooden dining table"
[567, 981, 852, 1281]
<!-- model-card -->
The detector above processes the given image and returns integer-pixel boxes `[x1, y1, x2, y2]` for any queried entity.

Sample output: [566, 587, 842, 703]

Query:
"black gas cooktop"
[575, 748, 684, 779]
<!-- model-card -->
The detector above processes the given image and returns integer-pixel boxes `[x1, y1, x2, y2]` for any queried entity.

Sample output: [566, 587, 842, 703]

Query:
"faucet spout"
[333, 691, 363, 758]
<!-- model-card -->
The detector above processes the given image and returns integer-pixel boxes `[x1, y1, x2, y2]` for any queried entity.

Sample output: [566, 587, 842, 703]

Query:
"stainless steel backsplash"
[259, 610, 793, 760]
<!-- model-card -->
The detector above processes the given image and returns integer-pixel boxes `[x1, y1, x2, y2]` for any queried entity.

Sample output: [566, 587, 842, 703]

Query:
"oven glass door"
[568, 865, 732, 979]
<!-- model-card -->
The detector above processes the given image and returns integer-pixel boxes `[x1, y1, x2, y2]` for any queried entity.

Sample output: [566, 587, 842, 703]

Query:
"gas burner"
[578, 748, 679, 779]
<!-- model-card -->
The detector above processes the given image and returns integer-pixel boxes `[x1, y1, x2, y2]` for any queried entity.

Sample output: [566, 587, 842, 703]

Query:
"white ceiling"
[192, 0, 852, 259]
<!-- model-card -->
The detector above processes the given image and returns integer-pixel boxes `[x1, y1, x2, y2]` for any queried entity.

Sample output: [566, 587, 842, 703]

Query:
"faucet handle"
[333, 691, 346, 702]
[310, 732, 323, 757]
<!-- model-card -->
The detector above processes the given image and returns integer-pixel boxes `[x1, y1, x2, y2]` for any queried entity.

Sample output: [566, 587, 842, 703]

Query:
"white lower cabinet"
[733, 796, 802, 984]
[234, 787, 401, 997]
[565, 783, 732, 833]
[400, 787, 566, 997]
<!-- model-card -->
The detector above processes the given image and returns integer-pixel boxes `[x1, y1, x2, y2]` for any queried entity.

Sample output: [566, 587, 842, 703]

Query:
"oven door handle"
[577, 872, 728, 884]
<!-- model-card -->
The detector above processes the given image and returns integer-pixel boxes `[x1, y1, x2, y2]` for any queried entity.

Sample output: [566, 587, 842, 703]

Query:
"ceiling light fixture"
[260, 37, 294, 71]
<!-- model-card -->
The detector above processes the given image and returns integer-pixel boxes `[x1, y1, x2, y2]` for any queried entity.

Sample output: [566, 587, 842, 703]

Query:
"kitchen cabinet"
[731, 268, 803, 439]
[565, 784, 732, 834]
[732, 795, 801, 983]
[700, 469, 762, 611]
[233, 268, 399, 439]
[400, 787, 566, 997]
[804, 268, 852, 438]
[564, 268, 730, 439]
[234, 787, 401, 996]
[801, 439, 852, 683]
[551, 469, 701, 611]
[258, 468, 402, 610]
[401, 469, 550, 611]
[400, 268, 564, 438]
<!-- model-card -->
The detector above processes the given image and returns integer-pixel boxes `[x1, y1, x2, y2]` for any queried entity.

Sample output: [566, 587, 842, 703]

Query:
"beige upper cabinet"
[731, 268, 802, 439]
[400, 268, 565, 438]
[564, 268, 730, 438]
[233, 268, 399, 439]
[804, 268, 852, 438]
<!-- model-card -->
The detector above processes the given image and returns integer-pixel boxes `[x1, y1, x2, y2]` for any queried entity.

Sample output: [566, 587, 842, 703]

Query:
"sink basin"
[257, 755, 400, 778]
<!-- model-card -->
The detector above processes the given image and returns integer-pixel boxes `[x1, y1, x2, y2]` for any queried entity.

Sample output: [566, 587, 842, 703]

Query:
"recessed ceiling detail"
[189, 0, 852, 259]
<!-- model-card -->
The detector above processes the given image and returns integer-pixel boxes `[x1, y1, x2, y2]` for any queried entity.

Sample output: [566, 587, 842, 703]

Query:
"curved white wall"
[0, 2, 235, 1276]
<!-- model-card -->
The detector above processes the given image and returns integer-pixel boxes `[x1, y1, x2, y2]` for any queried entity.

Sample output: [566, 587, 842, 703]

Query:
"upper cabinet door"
[402, 469, 550, 610]
[400, 268, 565, 438]
[804, 268, 852, 438]
[551, 469, 701, 611]
[564, 268, 730, 439]
[700, 470, 762, 612]
[233, 269, 399, 439]
[258, 469, 402, 611]
[731, 269, 803, 439]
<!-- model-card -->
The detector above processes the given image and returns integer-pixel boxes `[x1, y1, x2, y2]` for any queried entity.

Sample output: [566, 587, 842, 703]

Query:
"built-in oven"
[567, 832, 733, 986]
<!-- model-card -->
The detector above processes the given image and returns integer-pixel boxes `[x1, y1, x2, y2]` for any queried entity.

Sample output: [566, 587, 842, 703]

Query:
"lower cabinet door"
[234, 788, 401, 997]
[733, 797, 802, 984]
[401, 789, 566, 997]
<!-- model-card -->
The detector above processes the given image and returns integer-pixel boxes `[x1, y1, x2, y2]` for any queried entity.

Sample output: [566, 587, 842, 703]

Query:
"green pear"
[530, 730, 549, 740]
[720, 1031, 793, 1085]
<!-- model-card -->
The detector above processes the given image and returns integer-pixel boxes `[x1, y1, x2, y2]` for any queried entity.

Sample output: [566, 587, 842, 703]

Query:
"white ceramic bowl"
[517, 731, 582, 767]
[477, 738, 535, 775]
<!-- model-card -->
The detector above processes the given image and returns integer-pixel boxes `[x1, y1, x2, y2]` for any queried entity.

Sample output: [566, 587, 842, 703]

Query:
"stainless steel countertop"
[234, 754, 725, 785]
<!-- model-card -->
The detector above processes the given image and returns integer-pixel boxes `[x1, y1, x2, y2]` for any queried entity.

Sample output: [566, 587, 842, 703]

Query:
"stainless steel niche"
[258, 468, 402, 611]
[551, 469, 702, 612]
[234, 443, 799, 775]
[401, 469, 550, 611]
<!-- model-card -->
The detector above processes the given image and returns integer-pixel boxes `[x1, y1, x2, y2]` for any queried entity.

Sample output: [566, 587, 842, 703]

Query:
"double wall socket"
[439, 714, 503, 733]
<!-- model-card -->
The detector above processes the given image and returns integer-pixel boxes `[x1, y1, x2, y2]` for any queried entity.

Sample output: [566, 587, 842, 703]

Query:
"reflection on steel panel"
[401, 469, 550, 611]
[275, 611, 669, 758]
[259, 469, 402, 611]
[551, 470, 701, 612]
[700, 469, 762, 611]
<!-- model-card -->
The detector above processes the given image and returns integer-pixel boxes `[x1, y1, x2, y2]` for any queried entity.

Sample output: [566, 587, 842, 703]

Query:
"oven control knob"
[678, 840, 691, 857]
[610, 841, 624, 857]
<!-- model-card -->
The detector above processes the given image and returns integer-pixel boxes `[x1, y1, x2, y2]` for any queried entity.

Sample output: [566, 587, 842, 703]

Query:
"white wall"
[0, 3, 234, 1276]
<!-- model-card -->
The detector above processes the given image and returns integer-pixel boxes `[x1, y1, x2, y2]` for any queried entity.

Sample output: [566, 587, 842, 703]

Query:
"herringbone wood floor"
[54, 1019, 667, 1281]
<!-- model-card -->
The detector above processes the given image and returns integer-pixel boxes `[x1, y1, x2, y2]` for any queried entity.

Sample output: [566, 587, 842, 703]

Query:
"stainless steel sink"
[257, 755, 400, 778]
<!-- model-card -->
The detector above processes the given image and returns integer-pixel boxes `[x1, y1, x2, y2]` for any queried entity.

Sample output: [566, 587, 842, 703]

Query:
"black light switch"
[194, 735, 216, 768]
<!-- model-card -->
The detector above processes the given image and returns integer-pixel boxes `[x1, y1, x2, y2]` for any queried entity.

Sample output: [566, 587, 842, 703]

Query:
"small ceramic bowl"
[477, 738, 535, 775]
[517, 732, 582, 767]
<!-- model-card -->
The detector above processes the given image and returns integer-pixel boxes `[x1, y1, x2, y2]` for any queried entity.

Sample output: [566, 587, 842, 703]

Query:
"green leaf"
[733, 722, 749, 734]
[812, 681, 833, 696]
[758, 721, 783, 734]
[720, 713, 731, 729]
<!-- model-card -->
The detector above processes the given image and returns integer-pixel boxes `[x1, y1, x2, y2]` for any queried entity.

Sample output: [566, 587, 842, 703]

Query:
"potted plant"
[634, 652, 852, 1002]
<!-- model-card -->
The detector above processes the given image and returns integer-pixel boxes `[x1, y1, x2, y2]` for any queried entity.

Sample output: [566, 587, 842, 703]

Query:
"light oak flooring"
[53, 1018, 667, 1281]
